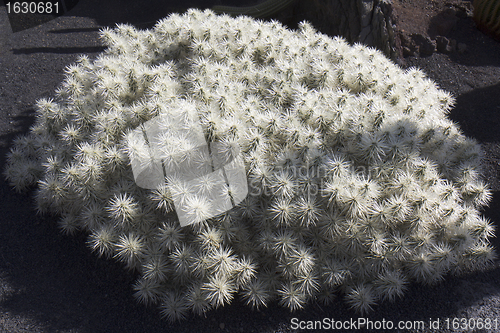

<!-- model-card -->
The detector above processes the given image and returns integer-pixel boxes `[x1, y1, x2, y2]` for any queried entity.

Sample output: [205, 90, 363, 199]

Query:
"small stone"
[450, 2, 473, 18]
[455, 7, 468, 19]
[434, 8, 459, 36]
[399, 33, 418, 57]
[435, 36, 456, 54]
[457, 42, 467, 53]
[219, 323, 225, 330]
[436, 36, 449, 53]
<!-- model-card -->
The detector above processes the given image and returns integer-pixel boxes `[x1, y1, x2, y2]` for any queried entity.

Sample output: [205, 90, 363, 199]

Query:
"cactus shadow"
[448, 82, 500, 143]
[427, 8, 460, 40]
[65, 0, 261, 30]
[1, 2, 499, 332]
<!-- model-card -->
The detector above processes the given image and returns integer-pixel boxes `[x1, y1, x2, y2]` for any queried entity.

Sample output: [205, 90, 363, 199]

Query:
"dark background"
[1, 1, 499, 332]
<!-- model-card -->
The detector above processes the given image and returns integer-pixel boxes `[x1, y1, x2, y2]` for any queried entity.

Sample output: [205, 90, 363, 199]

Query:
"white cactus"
[3, 9, 496, 320]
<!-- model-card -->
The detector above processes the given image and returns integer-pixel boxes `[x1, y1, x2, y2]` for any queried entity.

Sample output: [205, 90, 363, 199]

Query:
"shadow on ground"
[449, 82, 500, 143]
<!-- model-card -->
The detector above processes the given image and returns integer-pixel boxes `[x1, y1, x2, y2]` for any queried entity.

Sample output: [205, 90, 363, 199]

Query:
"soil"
[0, 1, 499, 332]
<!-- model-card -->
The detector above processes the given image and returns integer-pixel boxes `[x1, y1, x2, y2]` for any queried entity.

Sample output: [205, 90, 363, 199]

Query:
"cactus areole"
[4, 9, 496, 320]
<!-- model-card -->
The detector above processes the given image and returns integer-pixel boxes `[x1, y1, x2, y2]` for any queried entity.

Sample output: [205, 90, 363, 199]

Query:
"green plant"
[473, 0, 500, 40]
[4, 9, 496, 320]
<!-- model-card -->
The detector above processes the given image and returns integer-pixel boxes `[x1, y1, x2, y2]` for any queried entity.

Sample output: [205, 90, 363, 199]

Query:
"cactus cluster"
[473, 0, 500, 41]
[4, 9, 496, 320]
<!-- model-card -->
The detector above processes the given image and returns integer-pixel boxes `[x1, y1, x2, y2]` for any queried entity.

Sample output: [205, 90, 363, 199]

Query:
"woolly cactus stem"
[3, 9, 496, 321]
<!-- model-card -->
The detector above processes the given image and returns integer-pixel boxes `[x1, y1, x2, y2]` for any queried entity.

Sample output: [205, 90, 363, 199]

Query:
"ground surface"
[0, 0, 499, 332]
